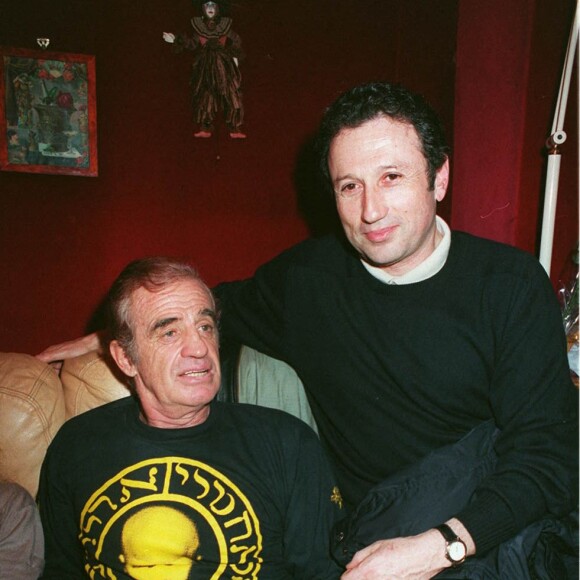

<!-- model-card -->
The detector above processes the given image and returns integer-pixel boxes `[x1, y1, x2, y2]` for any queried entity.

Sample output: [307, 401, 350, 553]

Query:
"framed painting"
[0, 47, 97, 176]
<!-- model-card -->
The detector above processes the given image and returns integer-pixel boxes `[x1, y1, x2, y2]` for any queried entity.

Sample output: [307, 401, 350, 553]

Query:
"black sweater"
[215, 231, 578, 554]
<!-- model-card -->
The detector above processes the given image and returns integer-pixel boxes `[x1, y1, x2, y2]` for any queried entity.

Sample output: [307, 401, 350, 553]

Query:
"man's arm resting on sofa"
[36, 331, 105, 369]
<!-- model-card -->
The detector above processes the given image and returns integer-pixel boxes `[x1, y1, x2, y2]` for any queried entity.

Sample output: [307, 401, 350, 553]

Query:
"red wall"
[0, 0, 576, 354]
[452, 0, 578, 285]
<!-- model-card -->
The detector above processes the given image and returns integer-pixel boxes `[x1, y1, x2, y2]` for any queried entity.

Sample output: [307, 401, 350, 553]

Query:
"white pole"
[539, 153, 562, 276]
[538, 3, 578, 276]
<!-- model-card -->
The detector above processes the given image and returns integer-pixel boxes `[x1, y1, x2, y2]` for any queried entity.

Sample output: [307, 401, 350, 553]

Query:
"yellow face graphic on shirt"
[119, 506, 199, 579]
[79, 457, 263, 579]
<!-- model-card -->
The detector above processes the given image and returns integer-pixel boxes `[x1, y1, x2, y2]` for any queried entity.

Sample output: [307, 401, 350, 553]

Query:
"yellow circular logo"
[79, 457, 263, 579]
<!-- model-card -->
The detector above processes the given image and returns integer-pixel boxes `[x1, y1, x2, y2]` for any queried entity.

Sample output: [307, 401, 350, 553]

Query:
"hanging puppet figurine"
[163, 0, 246, 139]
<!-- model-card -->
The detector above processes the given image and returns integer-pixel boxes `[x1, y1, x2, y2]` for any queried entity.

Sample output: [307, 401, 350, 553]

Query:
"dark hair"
[107, 257, 215, 361]
[317, 82, 450, 190]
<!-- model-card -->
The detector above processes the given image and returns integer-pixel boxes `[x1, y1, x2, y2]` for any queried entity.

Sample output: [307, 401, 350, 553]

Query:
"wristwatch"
[435, 524, 467, 567]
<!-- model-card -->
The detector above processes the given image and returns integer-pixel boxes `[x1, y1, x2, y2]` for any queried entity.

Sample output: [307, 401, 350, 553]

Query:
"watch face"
[448, 540, 466, 562]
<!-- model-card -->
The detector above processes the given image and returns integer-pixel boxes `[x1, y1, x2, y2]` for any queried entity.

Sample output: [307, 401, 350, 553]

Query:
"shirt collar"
[361, 216, 451, 285]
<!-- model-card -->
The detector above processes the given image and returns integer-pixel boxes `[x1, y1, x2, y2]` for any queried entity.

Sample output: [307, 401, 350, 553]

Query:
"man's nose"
[361, 186, 387, 224]
[181, 329, 208, 358]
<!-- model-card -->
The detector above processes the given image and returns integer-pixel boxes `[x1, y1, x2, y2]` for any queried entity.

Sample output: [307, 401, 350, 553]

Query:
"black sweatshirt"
[215, 231, 578, 554]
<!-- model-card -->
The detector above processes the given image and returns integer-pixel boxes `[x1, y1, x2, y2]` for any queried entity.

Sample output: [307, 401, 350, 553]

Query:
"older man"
[38, 257, 342, 579]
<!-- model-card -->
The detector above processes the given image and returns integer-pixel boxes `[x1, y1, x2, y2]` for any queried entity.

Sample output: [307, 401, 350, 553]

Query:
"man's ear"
[434, 158, 450, 202]
[110, 340, 137, 377]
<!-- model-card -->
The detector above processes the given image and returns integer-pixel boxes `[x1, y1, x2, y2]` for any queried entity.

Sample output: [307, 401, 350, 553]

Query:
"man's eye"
[383, 173, 401, 183]
[199, 323, 214, 333]
[163, 329, 177, 338]
[338, 183, 360, 196]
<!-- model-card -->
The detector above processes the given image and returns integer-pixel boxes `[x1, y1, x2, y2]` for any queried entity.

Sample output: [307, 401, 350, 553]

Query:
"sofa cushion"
[0, 353, 65, 497]
[60, 351, 130, 418]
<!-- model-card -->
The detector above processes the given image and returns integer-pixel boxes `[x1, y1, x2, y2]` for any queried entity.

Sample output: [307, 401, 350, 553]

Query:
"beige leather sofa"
[0, 346, 315, 499]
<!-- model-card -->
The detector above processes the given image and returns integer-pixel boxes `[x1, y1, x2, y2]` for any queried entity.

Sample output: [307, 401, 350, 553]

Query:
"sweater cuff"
[456, 492, 518, 555]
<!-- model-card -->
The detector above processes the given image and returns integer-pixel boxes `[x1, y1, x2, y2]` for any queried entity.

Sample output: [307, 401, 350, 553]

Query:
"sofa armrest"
[0, 353, 65, 497]
[60, 351, 131, 419]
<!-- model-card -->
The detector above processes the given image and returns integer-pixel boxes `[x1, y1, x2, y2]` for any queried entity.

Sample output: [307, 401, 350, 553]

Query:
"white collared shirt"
[362, 216, 451, 285]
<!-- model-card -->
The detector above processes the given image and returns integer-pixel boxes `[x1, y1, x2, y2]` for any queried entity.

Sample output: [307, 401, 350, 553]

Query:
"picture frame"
[0, 46, 98, 177]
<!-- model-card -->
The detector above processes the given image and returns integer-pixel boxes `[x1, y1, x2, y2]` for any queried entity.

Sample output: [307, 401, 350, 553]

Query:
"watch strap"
[435, 523, 459, 543]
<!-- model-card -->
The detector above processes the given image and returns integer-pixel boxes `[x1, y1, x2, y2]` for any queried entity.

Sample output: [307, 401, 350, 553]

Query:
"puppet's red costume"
[176, 14, 245, 136]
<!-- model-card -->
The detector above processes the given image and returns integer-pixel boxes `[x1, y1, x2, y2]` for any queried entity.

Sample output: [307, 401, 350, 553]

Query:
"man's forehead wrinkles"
[131, 281, 215, 333]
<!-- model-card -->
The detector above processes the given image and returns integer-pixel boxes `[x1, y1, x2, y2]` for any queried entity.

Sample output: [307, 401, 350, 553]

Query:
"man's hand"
[35, 331, 103, 371]
[341, 529, 448, 579]
[342, 519, 475, 580]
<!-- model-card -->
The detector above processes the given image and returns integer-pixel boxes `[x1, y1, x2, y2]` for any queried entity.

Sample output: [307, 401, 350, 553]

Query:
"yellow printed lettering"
[193, 468, 211, 498]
